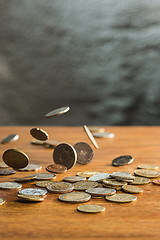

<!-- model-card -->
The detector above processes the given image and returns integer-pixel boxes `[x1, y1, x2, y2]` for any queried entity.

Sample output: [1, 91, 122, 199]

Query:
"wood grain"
[0, 126, 160, 240]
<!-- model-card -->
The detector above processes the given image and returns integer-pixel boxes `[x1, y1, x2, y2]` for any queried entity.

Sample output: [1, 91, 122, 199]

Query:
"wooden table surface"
[0, 126, 160, 240]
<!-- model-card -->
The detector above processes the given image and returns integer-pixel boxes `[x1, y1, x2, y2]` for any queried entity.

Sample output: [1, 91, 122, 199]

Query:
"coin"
[77, 204, 105, 213]
[0, 198, 5, 205]
[130, 176, 150, 185]
[15, 175, 36, 182]
[34, 173, 56, 180]
[46, 164, 67, 174]
[88, 126, 105, 133]
[31, 140, 44, 145]
[63, 176, 86, 183]
[86, 187, 116, 196]
[88, 173, 109, 182]
[152, 179, 160, 186]
[105, 193, 137, 203]
[45, 106, 70, 118]
[137, 164, 159, 170]
[0, 169, 16, 175]
[58, 192, 91, 203]
[19, 188, 47, 196]
[122, 185, 143, 194]
[74, 142, 94, 165]
[103, 179, 127, 187]
[112, 155, 134, 166]
[53, 143, 77, 170]
[3, 149, 29, 169]
[111, 172, 132, 177]
[0, 182, 22, 190]
[30, 128, 49, 141]
[134, 169, 160, 178]
[74, 181, 98, 191]
[93, 132, 115, 138]
[47, 182, 74, 193]
[18, 164, 42, 172]
[18, 194, 44, 202]
[0, 162, 9, 168]
[83, 125, 99, 149]
[35, 181, 54, 188]
[76, 171, 102, 178]
[44, 139, 61, 148]
[1, 134, 19, 144]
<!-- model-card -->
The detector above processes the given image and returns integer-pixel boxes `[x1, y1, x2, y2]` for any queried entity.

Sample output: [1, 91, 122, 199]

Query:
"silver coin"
[0, 198, 5, 205]
[86, 187, 116, 196]
[77, 204, 105, 213]
[45, 106, 70, 118]
[19, 188, 47, 196]
[1, 134, 19, 144]
[74, 181, 98, 191]
[111, 173, 134, 181]
[18, 194, 44, 202]
[47, 182, 74, 193]
[129, 176, 150, 185]
[35, 181, 55, 188]
[63, 176, 86, 183]
[112, 155, 134, 166]
[0, 182, 22, 190]
[19, 164, 42, 172]
[93, 132, 115, 138]
[88, 173, 109, 182]
[34, 173, 56, 180]
[58, 192, 91, 203]
[111, 172, 132, 177]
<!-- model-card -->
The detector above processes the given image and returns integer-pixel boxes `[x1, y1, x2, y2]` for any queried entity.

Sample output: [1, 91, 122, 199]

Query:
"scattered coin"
[83, 125, 99, 149]
[18, 194, 44, 202]
[58, 192, 91, 203]
[130, 176, 150, 185]
[0, 162, 9, 168]
[31, 140, 44, 145]
[46, 164, 67, 174]
[88, 126, 105, 133]
[76, 171, 102, 178]
[63, 176, 86, 183]
[134, 169, 160, 178]
[19, 188, 47, 196]
[53, 143, 77, 170]
[44, 139, 61, 148]
[74, 142, 94, 165]
[3, 149, 29, 169]
[111, 172, 132, 177]
[0, 182, 22, 190]
[35, 181, 54, 188]
[47, 182, 74, 193]
[137, 164, 159, 170]
[15, 175, 36, 182]
[152, 179, 160, 186]
[77, 204, 105, 213]
[30, 128, 49, 141]
[34, 173, 56, 180]
[74, 181, 98, 191]
[18, 164, 42, 172]
[93, 132, 115, 138]
[103, 179, 127, 188]
[86, 187, 116, 196]
[0, 169, 16, 176]
[105, 193, 137, 203]
[112, 155, 134, 166]
[110, 173, 134, 182]
[0, 198, 5, 205]
[122, 185, 143, 194]
[1, 134, 19, 144]
[45, 106, 70, 118]
[88, 173, 109, 182]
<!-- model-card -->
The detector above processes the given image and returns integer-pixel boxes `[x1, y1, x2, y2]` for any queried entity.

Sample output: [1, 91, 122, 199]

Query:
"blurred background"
[0, 0, 160, 126]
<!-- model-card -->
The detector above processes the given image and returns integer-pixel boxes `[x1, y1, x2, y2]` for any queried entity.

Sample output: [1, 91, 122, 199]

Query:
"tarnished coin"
[34, 173, 56, 180]
[45, 106, 70, 118]
[18, 194, 44, 202]
[88, 126, 105, 133]
[19, 164, 42, 172]
[137, 164, 159, 170]
[1, 134, 19, 144]
[152, 179, 160, 186]
[105, 193, 137, 203]
[58, 192, 91, 203]
[93, 132, 115, 138]
[44, 139, 61, 148]
[0, 169, 16, 176]
[77, 171, 102, 178]
[86, 187, 116, 196]
[0, 162, 9, 168]
[35, 181, 54, 188]
[46, 164, 67, 174]
[53, 143, 77, 170]
[103, 179, 127, 187]
[3, 149, 29, 169]
[130, 176, 150, 185]
[63, 176, 86, 183]
[88, 173, 109, 182]
[122, 185, 143, 194]
[0, 182, 22, 190]
[74, 181, 98, 191]
[74, 142, 93, 165]
[134, 169, 160, 178]
[0, 198, 5, 205]
[77, 204, 105, 213]
[19, 188, 47, 196]
[30, 128, 49, 141]
[15, 175, 36, 182]
[112, 155, 134, 166]
[47, 182, 74, 193]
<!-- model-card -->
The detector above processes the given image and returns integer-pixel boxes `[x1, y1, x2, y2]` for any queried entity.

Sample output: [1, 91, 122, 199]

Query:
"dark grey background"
[0, 0, 160, 126]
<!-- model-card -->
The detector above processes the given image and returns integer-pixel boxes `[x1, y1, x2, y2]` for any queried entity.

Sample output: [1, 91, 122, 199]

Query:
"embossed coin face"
[1, 134, 19, 144]
[0, 182, 22, 190]
[74, 181, 98, 191]
[63, 176, 86, 183]
[74, 142, 94, 165]
[34, 173, 56, 180]
[130, 176, 150, 185]
[122, 185, 143, 194]
[18, 194, 44, 202]
[137, 164, 159, 170]
[58, 192, 91, 203]
[15, 175, 36, 182]
[105, 193, 137, 203]
[47, 182, 74, 193]
[88, 173, 109, 182]
[3, 149, 29, 169]
[0, 162, 9, 168]
[93, 132, 115, 138]
[19, 188, 47, 196]
[19, 164, 42, 172]
[112, 155, 134, 166]
[86, 187, 116, 196]
[35, 181, 54, 188]
[0, 169, 16, 176]
[134, 169, 160, 178]
[152, 179, 160, 186]
[53, 143, 77, 170]
[46, 164, 67, 174]
[77, 204, 105, 213]
[76, 171, 102, 178]
[88, 126, 105, 133]
[0, 198, 5, 205]
[30, 128, 49, 141]
[45, 106, 70, 118]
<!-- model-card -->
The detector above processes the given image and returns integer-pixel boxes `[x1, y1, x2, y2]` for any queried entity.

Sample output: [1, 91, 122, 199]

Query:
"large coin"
[0, 182, 22, 190]
[152, 180, 160, 186]
[47, 182, 74, 193]
[1, 134, 19, 144]
[130, 176, 150, 185]
[18, 194, 44, 202]
[34, 173, 56, 180]
[45, 106, 70, 118]
[19, 164, 42, 172]
[76, 171, 102, 178]
[63, 176, 86, 183]
[112, 155, 134, 166]
[134, 169, 160, 178]
[122, 185, 143, 194]
[58, 192, 91, 203]
[3, 149, 29, 169]
[0, 198, 5, 205]
[93, 132, 115, 138]
[53, 143, 77, 170]
[0, 162, 9, 168]
[137, 165, 159, 170]
[19, 188, 47, 196]
[88, 173, 109, 182]
[74, 142, 93, 165]
[105, 193, 137, 203]
[74, 181, 98, 191]
[15, 175, 36, 182]
[35, 181, 54, 188]
[0, 169, 16, 176]
[46, 164, 67, 174]
[86, 187, 116, 196]
[77, 204, 105, 213]
[30, 128, 49, 141]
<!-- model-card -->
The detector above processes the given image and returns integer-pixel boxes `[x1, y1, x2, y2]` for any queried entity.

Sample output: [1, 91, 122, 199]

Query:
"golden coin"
[77, 204, 105, 213]
[88, 126, 105, 133]
[152, 179, 160, 186]
[58, 192, 91, 203]
[63, 176, 86, 183]
[134, 169, 160, 178]
[137, 164, 159, 170]
[0, 182, 22, 190]
[15, 175, 36, 182]
[0, 161, 9, 168]
[45, 106, 70, 118]
[47, 182, 74, 193]
[74, 181, 98, 191]
[74, 142, 94, 165]
[86, 187, 116, 196]
[122, 185, 143, 194]
[19, 164, 42, 172]
[18, 194, 44, 202]
[105, 193, 137, 203]
[35, 181, 55, 188]
[76, 171, 102, 178]
[30, 128, 49, 141]
[130, 176, 150, 185]
[3, 149, 29, 169]
[46, 164, 67, 174]
[0, 198, 5, 205]
[103, 179, 127, 187]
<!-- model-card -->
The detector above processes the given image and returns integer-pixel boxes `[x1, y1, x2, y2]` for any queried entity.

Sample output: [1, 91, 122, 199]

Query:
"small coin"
[15, 175, 36, 182]
[3, 149, 29, 169]
[1, 134, 19, 144]
[35, 181, 55, 188]
[152, 179, 160, 186]
[18, 164, 42, 172]
[111, 173, 134, 181]
[30, 128, 49, 141]
[0, 198, 5, 205]
[34, 173, 56, 180]
[112, 155, 134, 166]
[0, 162, 9, 168]
[0, 182, 22, 190]
[105, 193, 137, 203]
[53, 143, 77, 170]
[122, 185, 143, 194]
[47, 182, 74, 193]
[74, 181, 98, 191]
[137, 164, 159, 170]
[134, 169, 160, 178]
[74, 142, 93, 165]
[31, 140, 44, 145]
[111, 172, 132, 177]
[83, 125, 99, 149]
[63, 176, 86, 183]
[0, 169, 16, 176]
[45, 106, 70, 118]
[88, 173, 109, 182]
[93, 132, 115, 138]
[58, 192, 91, 203]
[88, 126, 105, 133]
[46, 164, 67, 174]
[18, 194, 44, 202]
[103, 179, 127, 187]
[77, 204, 105, 213]
[44, 139, 61, 148]
[86, 187, 116, 196]
[77, 171, 102, 178]
[19, 188, 47, 196]
[130, 176, 150, 185]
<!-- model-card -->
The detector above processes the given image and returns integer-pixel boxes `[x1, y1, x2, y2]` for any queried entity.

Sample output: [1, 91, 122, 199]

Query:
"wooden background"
[0, 126, 160, 240]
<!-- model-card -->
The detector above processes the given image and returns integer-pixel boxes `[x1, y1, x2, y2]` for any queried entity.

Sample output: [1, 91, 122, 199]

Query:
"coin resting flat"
[134, 169, 160, 178]
[74, 181, 98, 191]
[3, 149, 29, 169]
[77, 204, 105, 213]
[86, 187, 116, 196]
[58, 192, 91, 203]
[63, 176, 86, 183]
[0, 182, 22, 190]
[19, 164, 42, 172]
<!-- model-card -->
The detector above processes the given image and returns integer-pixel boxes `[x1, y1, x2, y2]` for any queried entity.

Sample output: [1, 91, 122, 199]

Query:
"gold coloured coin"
[74, 181, 98, 191]
[0, 198, 5, 205]
[76, 171, 102, 178]
[18, 194, 44, 202]
[105, 193, 137, 203]
[3, 149, 29, 169]
[47, 182, 74, 193]
[0, 162, 9, 168]
[19, 164, 42, 172]
[31, 140, 44, 145]
[63, 176, 86, 183]
[130, 176, 150, 185]
[30, 128, 49, 141]
[0, 182, 22, 190]
[137, 164, 159, 170]
[77, 204, 105, 213]
[134, 169, 160, 178]
[45, 106, 70, 118]
[86, 187, 116, 196]
[35, 181, 55, 188]
[74, 142, 94, 165]
[58, 192, 91, 203]
[122, 185, 143, 194]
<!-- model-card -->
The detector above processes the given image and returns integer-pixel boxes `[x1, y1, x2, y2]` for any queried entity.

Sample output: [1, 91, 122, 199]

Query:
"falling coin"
[76, 171, 102, 178]
[74, 142, 94, 165]
[137, 164, 159, 170]
[110, 173, 134, 182]
[88, 126, 105, 133]
[0, 169, 16, 176]
[45, 106, 70, 118]
[18, 194, 44, 202]
[88, 173, 109, 182]
[152, 179, 160, 186]
[74, 181, 98, 191]
[83, 125, 99, 149]
[30, 128, 49, 141]
[58, 192, 91, 203]
[47, 182, 74, 193]
[112, 155, 134, 166]
[34, 173, 56, 180]
[1, 134, 19, 144]
[18, 164, 42, 172]
[3, 149, 29, 169]
[130, 176, 150, 185]
[19, 188, 47, 196]
[0, 198, 5, 205]
[105, 193, 137, 203]
[15, 175, 36, 182]
[122, 185, 143, 194]
[86, 187, 116, 196]
[0, 182, 22, 190]
[134, 169, 160, 178]
[77, 204, 105, 213]
[93, 132, 115, 138]
[46, 164, 67, 174]
[35, 181, 55, 188]
[0, 162, 9, 168]
[63, 176, 86, 183]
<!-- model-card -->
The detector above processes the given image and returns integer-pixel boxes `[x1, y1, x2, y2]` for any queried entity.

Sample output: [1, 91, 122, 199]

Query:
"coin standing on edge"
[30, 128, 49, 141]
[19, 164, 42, 172]
[134, 169, 160, 178]
[0, 198, 5, 205]
[18, 194, 44, 202]
[47, 182, 74, 193]
[1, 134, 19, 144]
[45, 106, 70, 118]
[46, 164, 67, 174]
[122, 185, 143, 194]
[112, 155, 134, 166]
[74, 181, 98, 191]
[0, 182, 22, 190]
[19, 188, 47, 196]
[15, 175, 36, 182]
[3, 149, 29, 169]
[105, 193, 137, 203]
[58, 192, 91, 203]
[0, 162, 9, 168]
[63, 176, 86, 183]
[88, 126, 105, 133]
[74, 142, 94, 165]
[77, 204, 105, 213]
[0, 169, 16, 176]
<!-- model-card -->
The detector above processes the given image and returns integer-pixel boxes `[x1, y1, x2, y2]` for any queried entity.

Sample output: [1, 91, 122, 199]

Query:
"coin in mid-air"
[47, 182, 74, 193]
[46, 164, 67, 174]
[0, 198, 5, 205]
[3, 149, 29, 169]
[77, 204, 105, 213]
[35, 181, 54, 188]
[53, 143, 77, 169]
[34, 173, 56, 180]
[0, 162, 9, 168]
[93, 132, 115, 138]
[76, 171, 102, 178]
[122, 185, 143, 194]
[130, 176, 150, 185]
[45, 106, 70, 118]
[58, 192, 91, 203]
[30, 128, 49, 141]
[152, 179, 160, 186]
[1, 134, 19, 144]
[134, 169, 160, 178]
[86, 187, 116, 196]
[63, 176, 86, 183]
[18, 194, 44, 202]
[88, 173, 109, 182]
[112, 155, 134, 166]
[15, 175, 36, 182]
[105, 193, 137, 203]
[0, 182, 22, 190]
[0, 169, 16, 176]
[74, 181, 98, 191]
[19, 164, 42, 172]
[74, 142, 93, 165]
[137, 164, 159, 170]
[19, 188, 47, 196]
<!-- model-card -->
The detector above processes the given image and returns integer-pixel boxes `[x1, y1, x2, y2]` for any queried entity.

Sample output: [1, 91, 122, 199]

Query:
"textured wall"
[0, 0, 160, 125]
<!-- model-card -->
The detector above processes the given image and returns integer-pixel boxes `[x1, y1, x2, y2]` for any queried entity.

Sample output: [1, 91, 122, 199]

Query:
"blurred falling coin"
[47, 182, 74, 193]
[0, 182, 22, 190]
[152, 179, 160, 186]
[112, 155, 134, 166]
[83, 125, 99, 149]
[1, 134, 19, 144]
[137, 164, 159, 170]
[15, 175, 36, 182]
[30, 128, 49, 141]
[130, 176, 150, 185]
[0, 169, 16, 176]
[77, 171, 102, 178]
[19, 188, 47, 196]
[3, 149, 29, 169]
[58, 192, 91, 203]
[35, 181, 55, 188]
[88, 126, 105, 133]
[122, 185, 143, 194]
[0, 162, 9, 168]
[93, 132, 115, 138]
[86, 187, 116, 196]
[74, 181, 98, 191]
[34, 173, 56, 180]
[18, 194, 44, 202]
[105, 193, 137, 203]
[134, 169, 160, 178]
[74, 142, 94, 165]
[46, 164, 67, 174]
[63, 176, 86, 183]
[77, 204, 105, 213]
[0, 198, 5, 205]
[45, 106, 70, 118]
[19, 164, 42, 172]
[88, 173, 109, 182]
